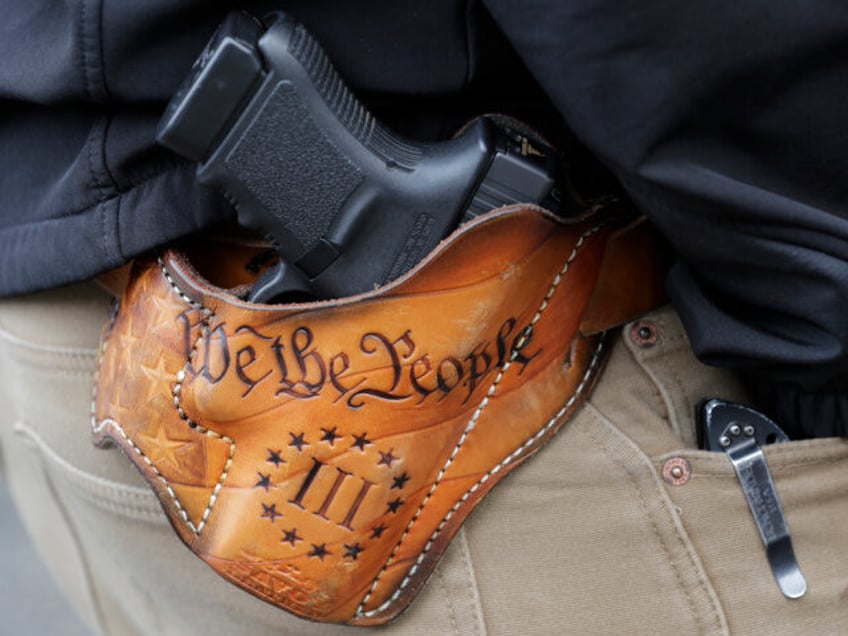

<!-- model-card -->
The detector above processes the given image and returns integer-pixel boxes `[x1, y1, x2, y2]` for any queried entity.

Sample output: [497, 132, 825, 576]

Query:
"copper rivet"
[630, 320, 659, 348]
[662, 457, 691, 486]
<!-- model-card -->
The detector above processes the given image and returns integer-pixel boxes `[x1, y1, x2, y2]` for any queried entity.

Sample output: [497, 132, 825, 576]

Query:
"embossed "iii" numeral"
[289, 458, 374, 531]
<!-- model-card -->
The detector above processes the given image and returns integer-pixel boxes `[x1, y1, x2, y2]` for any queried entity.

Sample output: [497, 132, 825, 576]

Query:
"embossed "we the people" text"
[178, 314, 541, 409]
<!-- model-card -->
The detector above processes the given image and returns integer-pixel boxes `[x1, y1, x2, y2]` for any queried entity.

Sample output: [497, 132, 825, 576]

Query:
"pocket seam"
[657, 440, 848, 475]
[14, 420, 165, 523]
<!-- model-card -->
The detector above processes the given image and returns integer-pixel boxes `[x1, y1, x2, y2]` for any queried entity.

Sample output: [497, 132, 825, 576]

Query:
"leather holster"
[91, 202, 665, 625]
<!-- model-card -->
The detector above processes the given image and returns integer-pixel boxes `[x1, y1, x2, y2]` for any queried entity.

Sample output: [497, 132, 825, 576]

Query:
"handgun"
[157, 11, 579, 303]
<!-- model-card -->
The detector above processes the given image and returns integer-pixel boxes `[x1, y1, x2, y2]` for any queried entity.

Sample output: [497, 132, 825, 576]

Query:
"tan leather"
[579, 215, 670, 335]
[94, 262, 133, 298]
[91, 203, 665, 625]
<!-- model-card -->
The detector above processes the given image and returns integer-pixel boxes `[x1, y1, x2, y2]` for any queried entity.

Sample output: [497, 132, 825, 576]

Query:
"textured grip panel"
[224, 82, 363, 250]
[288, 24, 422, 169]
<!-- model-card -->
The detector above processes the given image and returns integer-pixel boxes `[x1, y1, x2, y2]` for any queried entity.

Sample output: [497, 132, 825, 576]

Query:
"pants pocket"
[659, 438, 848, 636]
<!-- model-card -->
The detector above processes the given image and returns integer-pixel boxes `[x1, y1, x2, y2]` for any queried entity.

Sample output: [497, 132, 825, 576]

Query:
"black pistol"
[157, 11, 576, 303]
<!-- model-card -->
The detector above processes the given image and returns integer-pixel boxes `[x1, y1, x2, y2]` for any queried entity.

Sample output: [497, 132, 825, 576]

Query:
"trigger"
[249, 261, 314, 304]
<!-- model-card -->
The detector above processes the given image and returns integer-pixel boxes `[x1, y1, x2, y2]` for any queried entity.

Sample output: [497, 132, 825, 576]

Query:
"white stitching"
[89, 299, 119, 425]
[356, 223, 606, 617]
[90, 258, 234, 537]
[356, 339, 605, 618]
[157, 256, 234, 535]
[90, 220, 606, 609]
[157, 257, 212, 315]
[91, 417, 205, 532]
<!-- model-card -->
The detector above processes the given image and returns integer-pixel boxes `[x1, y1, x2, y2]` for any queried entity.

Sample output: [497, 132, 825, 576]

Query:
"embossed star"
[266, 449, 285, 467]
[281, 528, 303, 547]
[289, 432, 309, 452]
[371, 523, 388, 539]
[343, 543, 364, 560]
[320, 426, 341, 446]
[255, 473, 272, 491]
[378, 449, 398, 467]
[139, 355, 173, 396]
[386, 498, 404, 514]
[149, 288, 181, 321]
[307, 543, 331, 561]
[391, 472, 411, 490]
[139, 425, 191, 471]
[261, 503, 282, 523]
[352, 432, 373, 452]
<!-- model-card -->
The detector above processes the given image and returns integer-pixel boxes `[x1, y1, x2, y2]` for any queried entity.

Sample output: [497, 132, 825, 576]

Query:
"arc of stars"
[343, 543, 363, 560]
[320, 426, 341, 446]
[351, 432, 373, 452]
[261, 503, 282, 523]
[281, 528, 303, 547]
[391, 472, 410, 490]
[289, 432, 309, 452]
[378, 448, 398, 467]
[266, 449, 285, 467]
[308, 543, 331, 561]
[255, 473, 272, 491]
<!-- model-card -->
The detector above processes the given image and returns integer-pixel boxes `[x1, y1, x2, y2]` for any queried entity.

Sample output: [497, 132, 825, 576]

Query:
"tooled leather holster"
[91, 202, 665, 625]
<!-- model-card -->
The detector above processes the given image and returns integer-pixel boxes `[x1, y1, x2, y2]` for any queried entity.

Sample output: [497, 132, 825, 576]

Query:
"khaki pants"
[1, 282, 846, 635]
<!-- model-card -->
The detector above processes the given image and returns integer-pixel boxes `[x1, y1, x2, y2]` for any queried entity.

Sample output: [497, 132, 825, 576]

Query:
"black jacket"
[2, 0, 848, 437]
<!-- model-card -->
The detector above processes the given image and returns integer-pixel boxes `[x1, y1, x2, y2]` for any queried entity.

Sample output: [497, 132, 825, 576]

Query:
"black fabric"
[2, 1, 848, 437]
[481, 0, 848, 437]
[748, 376, 848, 440]
[0, 0, 569, 293]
